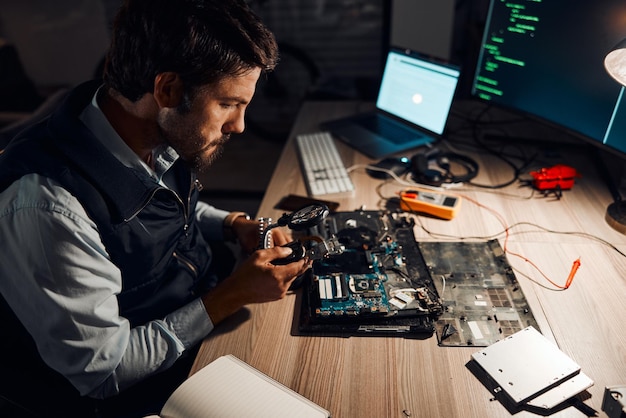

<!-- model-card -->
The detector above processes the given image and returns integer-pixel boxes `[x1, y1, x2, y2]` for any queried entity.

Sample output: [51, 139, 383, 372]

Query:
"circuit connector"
[306, 236, 345, 260]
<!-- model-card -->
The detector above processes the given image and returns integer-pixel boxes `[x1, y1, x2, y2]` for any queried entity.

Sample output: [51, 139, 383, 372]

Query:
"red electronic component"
[529, 164, 581, 192]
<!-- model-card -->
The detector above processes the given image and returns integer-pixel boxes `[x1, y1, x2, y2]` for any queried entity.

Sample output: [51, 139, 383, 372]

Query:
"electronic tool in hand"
[271, 237, 344, 265]
[399, 189, 461, 220]
[271, 241, 307, 265]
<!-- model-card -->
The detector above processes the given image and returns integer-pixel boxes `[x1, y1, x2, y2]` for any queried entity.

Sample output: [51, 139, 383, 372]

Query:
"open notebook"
[321, 47, 461, 159]
[145, 355, 330, 418]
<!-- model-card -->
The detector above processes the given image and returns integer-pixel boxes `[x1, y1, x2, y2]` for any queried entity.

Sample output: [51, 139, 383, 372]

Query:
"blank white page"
[159, 355, 330, 418]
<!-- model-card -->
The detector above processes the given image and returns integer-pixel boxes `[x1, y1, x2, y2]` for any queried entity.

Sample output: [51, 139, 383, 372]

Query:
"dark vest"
[0, 81, 218, 416]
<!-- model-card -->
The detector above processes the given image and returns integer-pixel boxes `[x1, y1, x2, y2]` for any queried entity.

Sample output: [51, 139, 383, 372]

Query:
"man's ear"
[153, 72, 184, 108]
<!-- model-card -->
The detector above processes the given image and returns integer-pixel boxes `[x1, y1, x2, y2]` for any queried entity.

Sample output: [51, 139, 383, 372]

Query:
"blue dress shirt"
[0, 88, 230, 398]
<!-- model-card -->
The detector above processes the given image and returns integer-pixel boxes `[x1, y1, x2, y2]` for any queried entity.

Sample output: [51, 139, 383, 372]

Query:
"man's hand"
[201, 245, 311, 325]
[232, 216, 293, 253]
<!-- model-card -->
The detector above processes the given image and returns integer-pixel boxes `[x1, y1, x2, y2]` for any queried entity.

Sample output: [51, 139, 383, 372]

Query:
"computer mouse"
[365, 157, 411, 179]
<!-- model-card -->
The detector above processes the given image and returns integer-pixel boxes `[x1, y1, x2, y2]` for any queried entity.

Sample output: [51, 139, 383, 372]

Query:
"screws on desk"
[402, 410, 411, 417]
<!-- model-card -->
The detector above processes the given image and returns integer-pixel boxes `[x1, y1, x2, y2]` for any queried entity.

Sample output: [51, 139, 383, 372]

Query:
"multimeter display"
[399, 189, 461, 220]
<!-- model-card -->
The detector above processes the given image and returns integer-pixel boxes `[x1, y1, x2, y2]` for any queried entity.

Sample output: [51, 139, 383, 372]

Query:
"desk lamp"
[603, 39, 626, 234]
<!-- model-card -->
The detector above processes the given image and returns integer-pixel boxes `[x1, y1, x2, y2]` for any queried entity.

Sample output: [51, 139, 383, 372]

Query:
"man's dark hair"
[103, 0, 279, 101]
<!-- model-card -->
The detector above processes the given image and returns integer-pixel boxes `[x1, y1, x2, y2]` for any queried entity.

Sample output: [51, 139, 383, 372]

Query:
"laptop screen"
[376, 49, 460, 135]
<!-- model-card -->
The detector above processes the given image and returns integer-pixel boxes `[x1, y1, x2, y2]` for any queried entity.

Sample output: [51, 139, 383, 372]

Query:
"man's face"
[156, 68, 261, 173]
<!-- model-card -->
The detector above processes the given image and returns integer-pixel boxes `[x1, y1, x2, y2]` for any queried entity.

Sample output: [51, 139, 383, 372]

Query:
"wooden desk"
[192, 101, 626, 417]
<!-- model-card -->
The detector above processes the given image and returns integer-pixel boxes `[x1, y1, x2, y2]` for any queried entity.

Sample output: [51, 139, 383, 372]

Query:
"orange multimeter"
[399, 189, 461, 220]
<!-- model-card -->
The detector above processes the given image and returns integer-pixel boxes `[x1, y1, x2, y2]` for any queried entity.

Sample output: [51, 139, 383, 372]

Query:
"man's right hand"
[201, 245, 311, 325]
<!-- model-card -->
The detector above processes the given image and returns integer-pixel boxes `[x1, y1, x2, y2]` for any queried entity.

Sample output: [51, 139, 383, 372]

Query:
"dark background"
[0, 0, 490, 111]
[0, 0, 490, 214]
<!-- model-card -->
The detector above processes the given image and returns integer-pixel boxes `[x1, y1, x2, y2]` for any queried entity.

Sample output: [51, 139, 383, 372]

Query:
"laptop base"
[296, 210, 442, 338]
[321, 114, 434, 160]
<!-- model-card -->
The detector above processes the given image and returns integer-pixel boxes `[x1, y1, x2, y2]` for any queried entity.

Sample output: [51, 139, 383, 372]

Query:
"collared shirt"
[0, 88, 229, 398]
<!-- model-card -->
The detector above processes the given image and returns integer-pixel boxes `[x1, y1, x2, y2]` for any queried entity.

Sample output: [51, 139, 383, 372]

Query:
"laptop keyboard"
[359, 116, 423, 144]
[295, 131, 355, 196]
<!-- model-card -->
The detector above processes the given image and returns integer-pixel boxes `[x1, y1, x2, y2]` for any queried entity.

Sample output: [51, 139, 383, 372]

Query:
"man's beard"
[157, 100, 231, 173]
[163, 130, 230, 173]
[185, 134, 229, 173]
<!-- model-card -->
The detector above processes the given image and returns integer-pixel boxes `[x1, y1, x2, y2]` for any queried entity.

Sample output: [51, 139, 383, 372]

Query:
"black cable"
[445, 102, 541, 189]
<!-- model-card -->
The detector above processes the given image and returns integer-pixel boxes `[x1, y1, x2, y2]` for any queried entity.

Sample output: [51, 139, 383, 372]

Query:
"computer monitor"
[470, 0, 626, 232]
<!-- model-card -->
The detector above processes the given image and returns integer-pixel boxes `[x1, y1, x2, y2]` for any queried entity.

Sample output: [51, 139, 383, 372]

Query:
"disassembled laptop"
[259, 205, 538, 344]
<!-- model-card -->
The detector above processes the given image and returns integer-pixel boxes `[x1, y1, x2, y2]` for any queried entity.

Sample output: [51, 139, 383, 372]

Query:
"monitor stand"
[606, 200, 626, 235]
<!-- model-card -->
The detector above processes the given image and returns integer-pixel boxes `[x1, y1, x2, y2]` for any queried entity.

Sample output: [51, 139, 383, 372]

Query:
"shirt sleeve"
[0, 175, 214, 398]
[194, 199, 230, 240]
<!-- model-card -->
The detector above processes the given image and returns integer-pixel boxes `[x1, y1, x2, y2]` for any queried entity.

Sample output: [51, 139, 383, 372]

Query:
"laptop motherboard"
[298, 210, 443, 336]
[296, 209, 539, 344]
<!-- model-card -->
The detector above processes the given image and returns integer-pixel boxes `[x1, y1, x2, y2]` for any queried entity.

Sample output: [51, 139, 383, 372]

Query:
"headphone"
[410, 151, 479, 186]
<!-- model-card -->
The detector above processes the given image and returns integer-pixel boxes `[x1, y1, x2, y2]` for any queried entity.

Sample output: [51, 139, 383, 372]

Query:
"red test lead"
[565, 258, 581, 289]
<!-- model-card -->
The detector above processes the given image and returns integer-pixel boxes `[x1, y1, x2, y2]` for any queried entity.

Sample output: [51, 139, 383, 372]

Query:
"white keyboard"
[295, 131, 355, 196]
